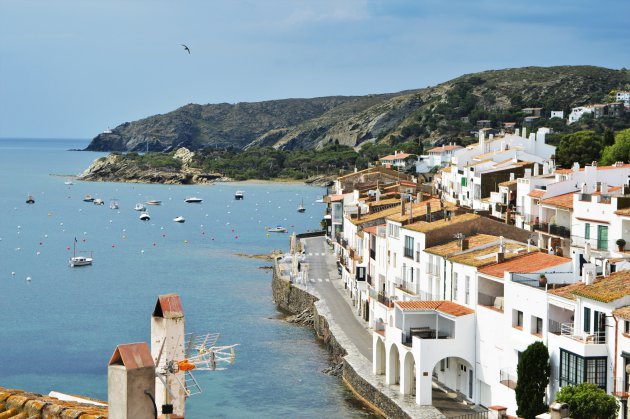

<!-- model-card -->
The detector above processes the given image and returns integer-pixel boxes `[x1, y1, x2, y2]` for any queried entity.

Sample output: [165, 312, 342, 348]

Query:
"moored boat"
[109, 199, 119, 209]
[297, 199, 306, 213]
[146, 200, 162, 205]
[185, 197, 203, 203]
[173, 216, 186, 223]
[139, 212, 151, 221]
[93, 198, 105, 205]
[83, 195, 94, 202]
[134, 203, 146, 211]
[234, 191, 244, 200]
[26, 194, 35, 204]
[267, 226, 287, 233]
[69, 237, 93, 267]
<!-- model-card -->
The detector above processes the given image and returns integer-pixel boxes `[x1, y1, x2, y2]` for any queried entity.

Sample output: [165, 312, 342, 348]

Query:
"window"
[453, 273, 459, 300]
[532, 316, 543, 335]
[560, 349, 607, 390]
[625, 320, 630, 334]
[461, 177, 467, 187]
[465, 276, 470, 304]
[584, 307, 591, 333]
[597, 225, 608, 250]
[513, 310, 523, 329]
[404, 236, 414, 258]
[585, 223, 590, 240]
[388, 223, 400, 239]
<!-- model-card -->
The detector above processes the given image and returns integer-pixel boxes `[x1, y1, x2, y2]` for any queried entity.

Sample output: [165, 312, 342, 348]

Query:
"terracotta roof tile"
[385, 198, 442, 223]
[540, 192, 575, 209]
[427, 145, 463, 153]
[404, 213, 480, 233]
[108, 342, 154, 369]
[528, 189, 546, 198]
[380, 153, 412, 161]
[395, 300, 474, 317]
[613, 306, 630, 320]
[549, 271, 630, 303]
[424, 234, 498, 257]
[479, 252, 570, 278]
[449, 242, 531, 267]
[154, 293, 183, 319]
[0, 387, 108, 418]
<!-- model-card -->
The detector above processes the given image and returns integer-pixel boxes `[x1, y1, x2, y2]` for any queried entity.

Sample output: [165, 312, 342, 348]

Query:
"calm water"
[0, 138, 371, 418]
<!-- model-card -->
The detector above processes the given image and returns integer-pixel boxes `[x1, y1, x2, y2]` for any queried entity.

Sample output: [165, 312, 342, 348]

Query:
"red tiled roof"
[329, 194, 344, 202]
[528, 189, 546, 198]
[395, 300, 474, 317]
[427, 145, 462, 153]
[541, 192, 575, 209]
[154, 293, 183, 319]
[363, 225, 384, 235]
[380, 153, 412, 161]
[479, 252, 571, 278]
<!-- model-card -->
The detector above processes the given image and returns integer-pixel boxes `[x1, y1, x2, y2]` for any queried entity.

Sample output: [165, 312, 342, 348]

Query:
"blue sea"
[0, 138, 372, 418]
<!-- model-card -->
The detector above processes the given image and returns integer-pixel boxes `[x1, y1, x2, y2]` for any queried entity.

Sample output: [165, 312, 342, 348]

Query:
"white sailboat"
[69, 237, 93, 267]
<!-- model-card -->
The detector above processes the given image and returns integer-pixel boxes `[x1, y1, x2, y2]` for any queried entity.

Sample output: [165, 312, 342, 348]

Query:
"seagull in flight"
[181, 44, 190, 54]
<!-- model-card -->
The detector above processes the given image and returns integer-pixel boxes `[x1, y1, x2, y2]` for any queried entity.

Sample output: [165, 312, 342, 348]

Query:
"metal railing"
[613, 377, 629, 396]
[377, 293, 394, 308]
[500, 369, 517, 390]
[560, 322, 606, 344]
[548, 319, 562, 334]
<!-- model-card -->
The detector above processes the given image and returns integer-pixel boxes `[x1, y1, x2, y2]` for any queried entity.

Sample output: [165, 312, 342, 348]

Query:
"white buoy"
[11, 272, 15, 275]
[26, 276, 31, 281]
[60, 222, 63, 226]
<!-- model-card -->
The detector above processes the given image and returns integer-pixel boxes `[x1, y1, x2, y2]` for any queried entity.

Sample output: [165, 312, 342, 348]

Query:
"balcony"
[500, 369, 517, 390]
[612, 377, 630, 398]
[531, 222, 570, 239]
[403, 326, 452, 346]
[377, 292, 394, 308]
[560, 323, 606, 344]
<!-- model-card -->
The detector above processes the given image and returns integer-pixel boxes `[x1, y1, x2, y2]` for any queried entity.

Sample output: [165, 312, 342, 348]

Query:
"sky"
[1, 0, 629, 139]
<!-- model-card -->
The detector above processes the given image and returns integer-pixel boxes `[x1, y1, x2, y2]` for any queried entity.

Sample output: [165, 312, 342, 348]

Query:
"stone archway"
[401, 351, 416, 395]
[431, 356, 475, 404]
[386, 343, 400, 385]
[374, 337, 386, 375]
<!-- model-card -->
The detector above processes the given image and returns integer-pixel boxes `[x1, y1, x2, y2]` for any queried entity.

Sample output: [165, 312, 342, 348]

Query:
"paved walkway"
[299, 236, 481, 418]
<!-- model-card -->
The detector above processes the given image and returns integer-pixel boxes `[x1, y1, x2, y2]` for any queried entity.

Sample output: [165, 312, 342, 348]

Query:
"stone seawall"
[272, 262, 444, 419]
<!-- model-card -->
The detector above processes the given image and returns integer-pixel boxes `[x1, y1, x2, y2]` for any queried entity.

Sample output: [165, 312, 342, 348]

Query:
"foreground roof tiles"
[613, 306, 630, 321]
[0, 387, 108, 418]
[549, 270, 630, 302]
[404, 213, 480, 233]
[395, 300, 474, 317]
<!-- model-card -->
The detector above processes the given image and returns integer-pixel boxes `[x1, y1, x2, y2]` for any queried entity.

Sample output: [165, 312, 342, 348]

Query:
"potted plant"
[538, 273, 547, 287]
[616, 238, 626, 251]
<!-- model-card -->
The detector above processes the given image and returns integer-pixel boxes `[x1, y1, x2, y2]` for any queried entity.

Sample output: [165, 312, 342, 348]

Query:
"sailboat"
[69, 237, 93, 267]
[297, 198, 306, 213]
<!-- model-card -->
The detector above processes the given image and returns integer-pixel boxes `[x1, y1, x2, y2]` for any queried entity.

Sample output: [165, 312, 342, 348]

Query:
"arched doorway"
[386, 344, 400, 385]
[431, 356, 474, 403]
[402, 351, 416, 395]
[374, 337, 386, 375]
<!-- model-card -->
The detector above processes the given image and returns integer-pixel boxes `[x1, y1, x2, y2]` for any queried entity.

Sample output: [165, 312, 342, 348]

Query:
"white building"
[416, 144, 463, 174]
[568, 106, 594, 124]
[616, 91, 630, 106]
[550, 110, 564, 119]
[380, 151, 415, 170]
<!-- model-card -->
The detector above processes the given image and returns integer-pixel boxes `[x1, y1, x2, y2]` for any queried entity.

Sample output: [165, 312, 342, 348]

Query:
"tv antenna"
[154, 332, 238, 415]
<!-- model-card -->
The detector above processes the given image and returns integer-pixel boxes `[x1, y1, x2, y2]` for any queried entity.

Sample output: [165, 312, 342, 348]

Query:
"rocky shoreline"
[77, 148, 334, 186]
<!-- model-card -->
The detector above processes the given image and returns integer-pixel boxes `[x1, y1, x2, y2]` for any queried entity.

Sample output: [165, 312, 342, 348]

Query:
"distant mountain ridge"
[85, 66, 630, 152]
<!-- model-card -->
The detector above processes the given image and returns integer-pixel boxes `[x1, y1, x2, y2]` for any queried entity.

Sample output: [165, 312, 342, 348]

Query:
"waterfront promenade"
[288, 236, 482, 418]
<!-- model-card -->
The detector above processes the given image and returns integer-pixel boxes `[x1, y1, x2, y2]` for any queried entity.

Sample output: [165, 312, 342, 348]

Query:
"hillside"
[85, 66, 630, 152]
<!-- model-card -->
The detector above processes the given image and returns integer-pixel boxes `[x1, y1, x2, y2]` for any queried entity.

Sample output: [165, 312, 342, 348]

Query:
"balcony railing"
[612, 376, 630, 397]
[478, 292, 504, 312]
[377, 292, 394, 308]
[500, 369, 517, 390]
[560, 322, 606, 344]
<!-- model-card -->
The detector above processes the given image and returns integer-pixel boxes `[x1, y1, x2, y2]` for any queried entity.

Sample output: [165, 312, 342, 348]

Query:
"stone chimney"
[357, 204, 361, 220]
[151, 294, 186, 417]
[108, 342, 156, 419]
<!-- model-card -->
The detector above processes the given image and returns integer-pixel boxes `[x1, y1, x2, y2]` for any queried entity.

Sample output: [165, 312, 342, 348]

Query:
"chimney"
[417, 192, 422, 203]
[572, 162, 580, 172]
[524, 168, 532, 179]
[401, 196, 406, 216]
[582, 263, 596, 285]
[460, 237, 469, 251]
[533, 163, 540, 177]
[522, 127, 527, 138]
[108, 342, 156, 419]
[425, 202, 431, 222]
[479, 130, 486, 151]
[509, 172, 515, 181]
[357, 204, 361, 220]
[496, 251, 505, 263]
[600, 182, 607, 194]
[151, 294, 186, 417]
[408, 198, 413, 223]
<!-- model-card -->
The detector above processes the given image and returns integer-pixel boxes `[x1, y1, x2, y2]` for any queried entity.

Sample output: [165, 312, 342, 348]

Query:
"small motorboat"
[83, 195, 94, 202]
[185, 197, 203, 203]
[64, 179, 74, 185]
[146, 200, 162, 206]
[235, 191, 244, 200]
[267, 226, 287, 233]
[93, 198, 105, 205]
[26, 194, 35, 204]
[139, 212, 151, 221]
[297, 199, 306, 213]
[69, 238, 93, 267]
[134, 203, 146, 211]
[173, 216, 186, 223]
[110, 200, 119, 210]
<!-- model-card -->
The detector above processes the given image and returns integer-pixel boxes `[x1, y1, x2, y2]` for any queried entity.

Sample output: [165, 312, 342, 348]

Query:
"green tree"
[603, 129, 615, 147]
[600, 128, 630, 165]
[555, 382, 618, 419]
[555, 131, 603, 168]
[515, 341, 550, 419]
